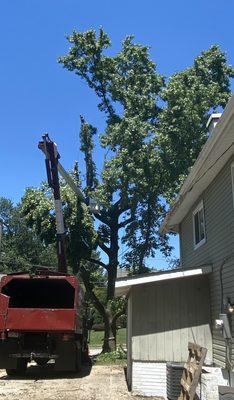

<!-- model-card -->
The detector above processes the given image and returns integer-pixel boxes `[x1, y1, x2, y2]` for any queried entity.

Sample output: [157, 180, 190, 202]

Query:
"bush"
[94, 346, 126, 365]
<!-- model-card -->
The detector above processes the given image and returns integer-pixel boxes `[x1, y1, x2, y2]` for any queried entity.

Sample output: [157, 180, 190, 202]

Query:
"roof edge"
[115, 265, 212, 296]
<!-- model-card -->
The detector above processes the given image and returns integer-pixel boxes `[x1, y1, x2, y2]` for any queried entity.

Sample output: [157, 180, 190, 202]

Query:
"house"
[115, 94, 234, 398]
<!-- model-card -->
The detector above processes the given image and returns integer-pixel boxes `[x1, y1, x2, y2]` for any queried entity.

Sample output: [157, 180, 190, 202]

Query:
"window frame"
[192, 200, 206, 250]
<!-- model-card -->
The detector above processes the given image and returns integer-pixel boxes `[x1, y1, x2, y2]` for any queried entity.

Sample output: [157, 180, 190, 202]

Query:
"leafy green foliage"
[0, 197, 57, 273]
[158, 45, 234, 199]
[59, 30, 233, 273]
[20, 178, 96, 272]
[59, 29, 171, 272]
[79, 118, 98, 192]
[93, 346, 126, 365]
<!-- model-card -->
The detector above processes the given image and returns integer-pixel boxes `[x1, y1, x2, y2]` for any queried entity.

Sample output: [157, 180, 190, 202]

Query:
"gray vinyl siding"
[127, 293, 132, 388]
[130, 275, 212, 363]
[180, 157, 234, 367]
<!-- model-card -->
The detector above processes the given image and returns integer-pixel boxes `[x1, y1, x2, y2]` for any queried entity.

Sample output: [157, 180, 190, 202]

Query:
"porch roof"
[115, 265, 212, 296]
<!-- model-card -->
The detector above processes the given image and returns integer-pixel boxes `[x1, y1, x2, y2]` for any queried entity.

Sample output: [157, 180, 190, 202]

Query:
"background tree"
[0, 197, 57, 273]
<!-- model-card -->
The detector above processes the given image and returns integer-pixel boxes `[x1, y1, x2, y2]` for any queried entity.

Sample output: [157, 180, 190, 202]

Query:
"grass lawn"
[89, 328, 126, 348]
[94, 354, 127, 365]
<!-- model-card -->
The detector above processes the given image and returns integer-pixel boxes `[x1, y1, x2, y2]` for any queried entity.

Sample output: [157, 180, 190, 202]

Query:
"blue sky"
[0, 0, 233, 268]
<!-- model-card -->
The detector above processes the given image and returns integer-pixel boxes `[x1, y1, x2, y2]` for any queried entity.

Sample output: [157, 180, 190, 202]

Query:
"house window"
[193, 201, 206, 249]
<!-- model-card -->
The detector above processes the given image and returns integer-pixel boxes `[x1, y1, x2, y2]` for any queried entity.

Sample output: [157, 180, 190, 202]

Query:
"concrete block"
[196, 367, 229, 400]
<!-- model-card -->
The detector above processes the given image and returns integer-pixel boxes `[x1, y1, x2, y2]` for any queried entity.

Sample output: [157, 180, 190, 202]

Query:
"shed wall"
[127, 291, 132, 388]
[180, 157, 234, 367]
[131, 275, 212, 363]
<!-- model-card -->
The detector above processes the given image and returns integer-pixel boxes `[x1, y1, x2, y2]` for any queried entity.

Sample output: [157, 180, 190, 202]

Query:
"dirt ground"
[0, 362, 162, 400]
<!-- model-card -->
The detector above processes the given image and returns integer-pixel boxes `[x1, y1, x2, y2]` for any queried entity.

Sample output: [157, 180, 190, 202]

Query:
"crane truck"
[0, 135, 88, 375]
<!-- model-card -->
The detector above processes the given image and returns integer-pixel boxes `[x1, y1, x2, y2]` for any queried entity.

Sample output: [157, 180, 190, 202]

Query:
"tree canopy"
[58, 29, 234, 272]
[7, 29, 233, 351]
[158, 45, 234, 197]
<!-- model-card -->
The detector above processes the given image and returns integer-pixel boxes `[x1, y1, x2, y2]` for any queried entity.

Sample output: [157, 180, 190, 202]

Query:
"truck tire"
[6, 359, 27, 376]
[35, 358, 49, 367]
[75, 347, 82, 372]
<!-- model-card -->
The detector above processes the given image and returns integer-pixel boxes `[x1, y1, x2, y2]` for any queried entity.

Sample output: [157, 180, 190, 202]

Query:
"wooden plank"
[184, 362, 197, 375]
[189, 346, 207, 399]
[178, 342, 207, 400]
[181, 378, 190, 392]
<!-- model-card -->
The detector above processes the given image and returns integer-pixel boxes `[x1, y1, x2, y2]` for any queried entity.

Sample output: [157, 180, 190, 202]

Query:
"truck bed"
[5, 308, 76, 332]
[0, 272, 83, 334]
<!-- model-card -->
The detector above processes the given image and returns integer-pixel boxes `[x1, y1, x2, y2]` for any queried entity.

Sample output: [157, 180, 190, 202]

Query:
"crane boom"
[38, 134, 67, 273]
[38, 133, 95, 273]
[39, 136, 86, 203]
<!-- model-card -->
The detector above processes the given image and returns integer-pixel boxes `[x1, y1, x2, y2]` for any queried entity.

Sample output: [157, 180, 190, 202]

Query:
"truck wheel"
[75, 348, 82, 372]
[35, 358, 49, 367]
[6, 359, 27, 376]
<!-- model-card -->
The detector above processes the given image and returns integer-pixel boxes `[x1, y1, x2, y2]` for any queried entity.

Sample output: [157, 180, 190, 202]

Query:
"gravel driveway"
[0, 363, 162, 400]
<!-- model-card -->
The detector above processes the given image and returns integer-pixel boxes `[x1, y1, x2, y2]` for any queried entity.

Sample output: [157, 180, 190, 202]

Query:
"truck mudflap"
[55, 340, 81, 371]
[5, 308, 76, 332]
[0, 340, 18, 369]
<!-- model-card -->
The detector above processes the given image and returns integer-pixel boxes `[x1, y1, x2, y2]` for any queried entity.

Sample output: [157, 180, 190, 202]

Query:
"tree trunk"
[102, 311, 116, 353]
[80, 265, 117, 353]
[111, 305, 126, 341]
[107, 221, 119, 301]
[82, 213, 123, 353]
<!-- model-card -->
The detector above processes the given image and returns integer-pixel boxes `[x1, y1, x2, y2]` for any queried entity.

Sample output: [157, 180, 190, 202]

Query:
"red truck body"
[0, 270, 87, 375]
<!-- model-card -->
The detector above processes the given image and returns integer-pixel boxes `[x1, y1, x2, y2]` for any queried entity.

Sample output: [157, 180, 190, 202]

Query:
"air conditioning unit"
[166, 362, 184, 400]
[219, 386, 234, 400]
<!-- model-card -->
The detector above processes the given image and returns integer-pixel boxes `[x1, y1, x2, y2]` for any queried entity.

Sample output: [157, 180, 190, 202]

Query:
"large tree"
[21, 30, 233, 352]
[58, 30, 173, 350]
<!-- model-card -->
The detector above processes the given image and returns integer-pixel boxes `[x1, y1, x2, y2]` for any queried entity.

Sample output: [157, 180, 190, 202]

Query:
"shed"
[115, 266, 213, 398]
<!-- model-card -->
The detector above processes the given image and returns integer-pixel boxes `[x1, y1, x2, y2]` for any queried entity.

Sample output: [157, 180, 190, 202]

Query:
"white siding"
[132, 362, 167, 397]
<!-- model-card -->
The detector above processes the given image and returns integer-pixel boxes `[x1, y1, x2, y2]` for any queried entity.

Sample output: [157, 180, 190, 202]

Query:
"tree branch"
[113, 305, 127, 324]
[97, 239, 111, 256]
[0, 219, 12, 235]
[85, 257, 108, 270]
[111, 303, 127, 337]
[99, 80, 115, 118]
[118, 215, 135, 229]
[80, 265, 107, 318]
[93, 211, 111, 226]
